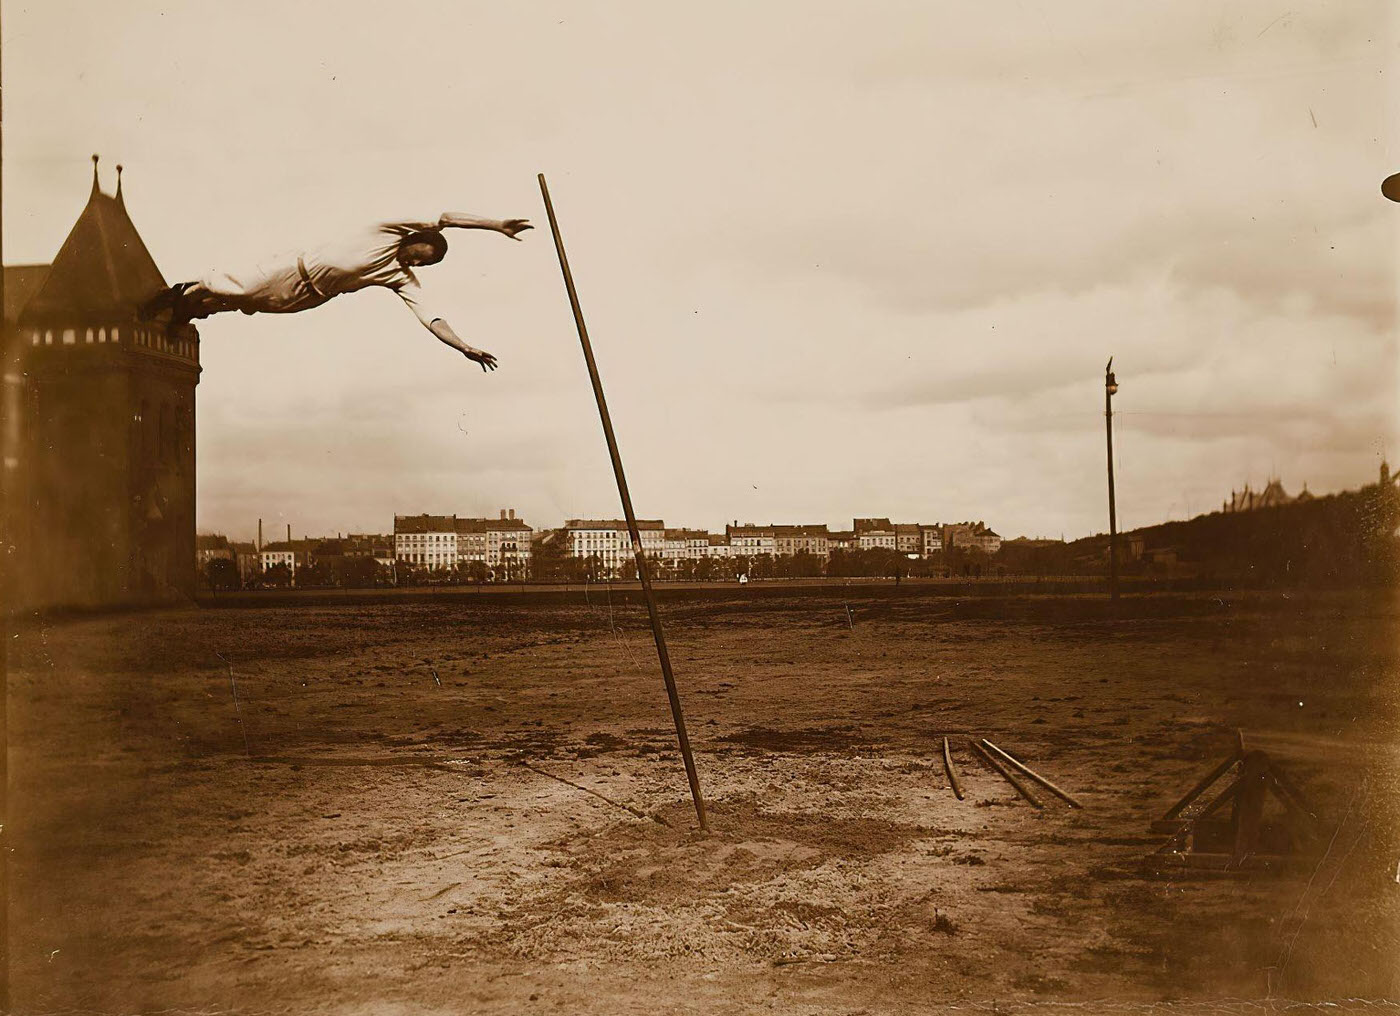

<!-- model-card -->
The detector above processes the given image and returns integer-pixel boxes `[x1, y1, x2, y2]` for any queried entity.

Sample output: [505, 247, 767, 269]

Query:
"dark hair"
[399, 229, 448, 263]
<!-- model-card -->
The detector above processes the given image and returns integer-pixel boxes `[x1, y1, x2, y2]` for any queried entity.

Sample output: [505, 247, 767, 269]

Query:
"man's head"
[397, 230, 448, 267]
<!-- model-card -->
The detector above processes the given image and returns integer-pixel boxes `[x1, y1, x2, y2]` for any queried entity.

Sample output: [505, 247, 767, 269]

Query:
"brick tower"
[3, 157, 201, 608]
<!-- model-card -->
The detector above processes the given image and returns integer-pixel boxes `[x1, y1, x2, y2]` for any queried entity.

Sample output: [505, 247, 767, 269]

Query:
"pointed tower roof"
[18, 156, 168, 323]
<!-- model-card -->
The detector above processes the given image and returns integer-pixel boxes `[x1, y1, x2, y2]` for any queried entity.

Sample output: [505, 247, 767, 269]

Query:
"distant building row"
[558, 516, 1000, 574]
[393, 509, 532, 578]
[198, 512, 1002, 584]
[197, 532, 395, 585]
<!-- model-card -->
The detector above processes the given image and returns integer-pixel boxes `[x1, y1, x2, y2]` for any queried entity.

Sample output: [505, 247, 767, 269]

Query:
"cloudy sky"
[4, 1, 1396, 541]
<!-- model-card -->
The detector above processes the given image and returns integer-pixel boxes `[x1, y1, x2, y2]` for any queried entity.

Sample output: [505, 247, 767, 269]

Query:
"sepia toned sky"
[4, 1, 1396, 541]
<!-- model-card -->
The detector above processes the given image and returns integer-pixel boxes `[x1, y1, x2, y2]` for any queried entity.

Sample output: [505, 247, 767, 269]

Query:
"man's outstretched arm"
[429, 318, 498, 372]
[394, 282, 498, 371]
[437, 212, 532, 240]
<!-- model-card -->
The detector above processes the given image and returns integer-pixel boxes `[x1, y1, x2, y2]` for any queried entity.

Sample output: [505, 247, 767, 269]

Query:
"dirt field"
[8, 589, 1398, 1014]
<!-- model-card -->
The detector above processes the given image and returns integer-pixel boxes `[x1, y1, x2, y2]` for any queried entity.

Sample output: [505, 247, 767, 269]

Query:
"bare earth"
[9, 589, 1398, 1014]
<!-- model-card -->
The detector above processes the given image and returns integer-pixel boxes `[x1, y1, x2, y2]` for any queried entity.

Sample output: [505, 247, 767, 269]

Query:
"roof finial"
[91, 153, 101, 196]
[115, 164, 125, 206]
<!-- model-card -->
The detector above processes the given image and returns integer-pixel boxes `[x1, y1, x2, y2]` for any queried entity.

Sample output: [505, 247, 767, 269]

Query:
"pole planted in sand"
[537, 173, 709, 832]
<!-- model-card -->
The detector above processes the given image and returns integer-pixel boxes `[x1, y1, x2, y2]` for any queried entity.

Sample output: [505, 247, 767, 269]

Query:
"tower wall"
[9, 322, 200, 610]
[6, 164, 201, 612]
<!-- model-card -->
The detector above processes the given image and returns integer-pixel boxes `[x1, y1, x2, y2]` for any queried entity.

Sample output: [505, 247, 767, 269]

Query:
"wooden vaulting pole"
[979, 739, 1083, 808]
[537, 174, 708, 832]
[942, 737, 964, 801]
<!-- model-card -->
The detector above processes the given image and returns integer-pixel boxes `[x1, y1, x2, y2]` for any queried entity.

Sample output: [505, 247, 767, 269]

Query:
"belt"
[296, 257, 327, 300]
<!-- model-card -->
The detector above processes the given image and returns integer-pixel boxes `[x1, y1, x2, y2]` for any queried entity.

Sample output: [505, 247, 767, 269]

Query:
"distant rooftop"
[854, 518, 894, 533]
[394, 514, 457, 534]
[566, 519, 664, 531]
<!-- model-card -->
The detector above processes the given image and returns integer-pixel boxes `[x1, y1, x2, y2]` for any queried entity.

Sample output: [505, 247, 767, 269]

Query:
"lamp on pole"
[1105, 358, 1119, 602]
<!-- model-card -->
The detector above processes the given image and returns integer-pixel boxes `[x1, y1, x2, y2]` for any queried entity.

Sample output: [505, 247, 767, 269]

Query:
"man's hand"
[463, 347, 499, 372]
[498, 218, 533, 241]
[428, 318, 497, 372]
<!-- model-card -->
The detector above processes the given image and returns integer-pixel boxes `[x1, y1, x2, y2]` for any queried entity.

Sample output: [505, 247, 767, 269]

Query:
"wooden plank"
[979, 739, 1082, 808]
[1176, 852, 1288, 872]
[1162, 753, 1240, 820]
[942, 737, 965, 801]
[968, 739, 1044, 809]
[1190, 774, 1243, 826]
[1154, 777, 1242, 854]
[1146, 852, 1292, 876]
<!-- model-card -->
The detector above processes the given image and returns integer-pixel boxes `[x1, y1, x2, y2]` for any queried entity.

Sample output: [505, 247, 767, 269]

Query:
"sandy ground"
[7, 589, 1399, 1014]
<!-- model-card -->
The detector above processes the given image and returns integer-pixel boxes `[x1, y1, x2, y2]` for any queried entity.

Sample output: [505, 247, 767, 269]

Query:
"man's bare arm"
[437, 212, 533, 240]
[428, 318, 497, 372]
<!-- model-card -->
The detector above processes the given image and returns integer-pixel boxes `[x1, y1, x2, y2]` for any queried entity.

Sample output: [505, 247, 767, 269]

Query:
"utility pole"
[1105, 358, 1119, 602]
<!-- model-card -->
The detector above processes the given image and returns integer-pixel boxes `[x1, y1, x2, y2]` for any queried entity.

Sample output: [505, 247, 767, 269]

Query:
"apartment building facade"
[773, 524, 830, 560]
[565, 518, 665, 576]
[395, 514, 459, 569]
[726, 524, 776, 559]
[854, 518, 897, 551]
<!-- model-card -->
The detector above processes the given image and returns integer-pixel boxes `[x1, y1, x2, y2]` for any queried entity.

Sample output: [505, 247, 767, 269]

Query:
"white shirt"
[297, 217, 445, 328]
[195, 216, 447, 328]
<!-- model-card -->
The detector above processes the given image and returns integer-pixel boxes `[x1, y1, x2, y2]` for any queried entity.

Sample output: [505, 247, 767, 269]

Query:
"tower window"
[63, 329, 76, 345]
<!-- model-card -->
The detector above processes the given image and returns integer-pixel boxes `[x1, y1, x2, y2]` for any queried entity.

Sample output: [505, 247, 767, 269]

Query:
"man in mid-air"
[142, 212, 532, 371]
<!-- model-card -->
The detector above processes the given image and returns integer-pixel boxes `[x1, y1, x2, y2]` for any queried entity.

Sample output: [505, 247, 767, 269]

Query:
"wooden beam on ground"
[969, 739, 1044, 809]
[942, 737, 965, 801]
[979, 739, 1083, 808]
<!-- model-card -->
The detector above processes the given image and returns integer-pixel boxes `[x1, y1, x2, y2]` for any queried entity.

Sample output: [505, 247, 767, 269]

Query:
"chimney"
[258, 518, 263, 551]
[509, 508, 515, 520]
[500, 509, 507, 520]
[287, 523, 292, 544]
